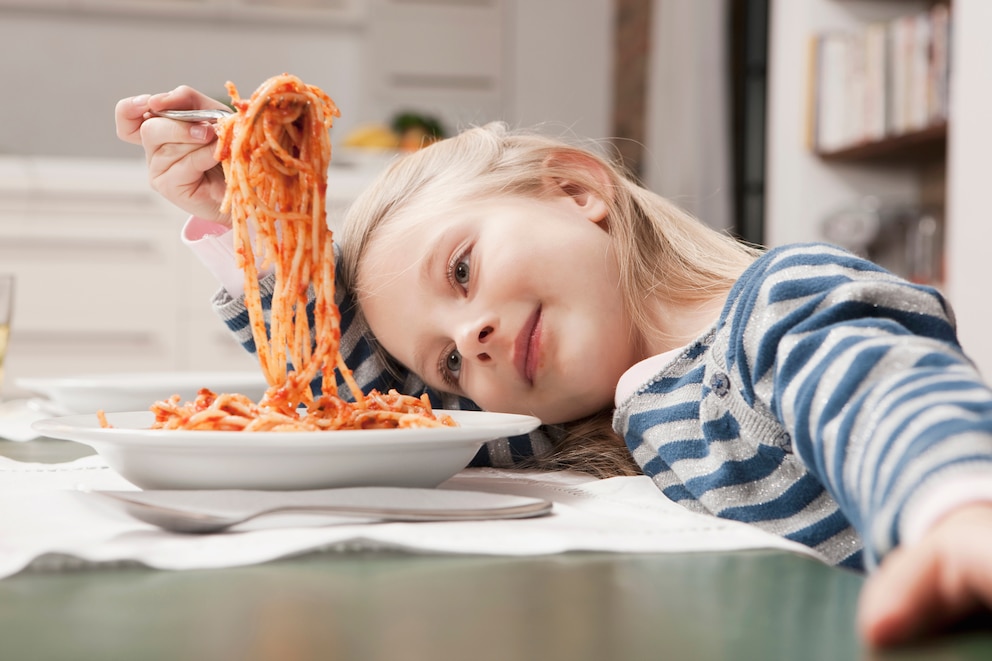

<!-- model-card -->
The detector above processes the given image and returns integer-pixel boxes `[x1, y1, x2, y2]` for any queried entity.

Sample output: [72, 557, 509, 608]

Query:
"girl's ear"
[541, 149, 612, 224]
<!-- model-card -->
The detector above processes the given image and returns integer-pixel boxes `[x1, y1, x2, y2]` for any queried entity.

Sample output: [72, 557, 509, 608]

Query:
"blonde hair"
[340, 123, 760, 477]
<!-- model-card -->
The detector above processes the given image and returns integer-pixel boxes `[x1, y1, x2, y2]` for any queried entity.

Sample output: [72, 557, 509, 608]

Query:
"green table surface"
[2, 440, 990, 661]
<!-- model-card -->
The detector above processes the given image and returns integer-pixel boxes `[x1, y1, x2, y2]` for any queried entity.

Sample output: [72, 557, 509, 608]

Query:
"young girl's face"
[357, 192, 642, 424]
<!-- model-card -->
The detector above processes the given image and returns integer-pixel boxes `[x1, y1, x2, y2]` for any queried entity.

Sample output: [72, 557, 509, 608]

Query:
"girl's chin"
[481, 390, 610, 423]
[526, 404, 606, 426]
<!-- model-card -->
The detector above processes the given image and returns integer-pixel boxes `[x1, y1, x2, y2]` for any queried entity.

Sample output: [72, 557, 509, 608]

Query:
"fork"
[92, 488, 554, 534]
[149, 108, 234, 123]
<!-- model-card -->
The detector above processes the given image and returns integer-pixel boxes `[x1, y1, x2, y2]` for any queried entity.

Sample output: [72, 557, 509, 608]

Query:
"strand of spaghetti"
[337, 352, 364, 404]
[303, 179, 322, 383]
[319, 232, 347, 398]
[236, 228, 276, 383]
[286, 221, 309, 373]
[223, 95, 278, 385]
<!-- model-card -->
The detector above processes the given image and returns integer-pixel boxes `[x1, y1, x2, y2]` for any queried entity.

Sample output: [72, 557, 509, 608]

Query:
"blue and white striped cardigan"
[213, 242, 992, 570]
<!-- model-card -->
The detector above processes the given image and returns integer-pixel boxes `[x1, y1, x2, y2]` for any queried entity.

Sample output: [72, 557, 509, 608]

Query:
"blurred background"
[0, 0, 739, 229]
[1, 0, 990, 388]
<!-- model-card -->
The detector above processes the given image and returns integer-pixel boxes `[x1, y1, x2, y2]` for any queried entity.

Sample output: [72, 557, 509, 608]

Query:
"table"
[1, 440, 990, 661]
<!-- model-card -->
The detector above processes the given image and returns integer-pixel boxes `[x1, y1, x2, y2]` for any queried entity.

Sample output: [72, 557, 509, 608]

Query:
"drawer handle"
[13, 330, 160, 351]
[0, 237, 158, 256]
[3, 190, 159, 208]
[389, 0, 495, 7]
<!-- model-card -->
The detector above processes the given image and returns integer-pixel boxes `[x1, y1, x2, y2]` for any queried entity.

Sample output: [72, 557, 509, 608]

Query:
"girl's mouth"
[514, 306, 542, 385]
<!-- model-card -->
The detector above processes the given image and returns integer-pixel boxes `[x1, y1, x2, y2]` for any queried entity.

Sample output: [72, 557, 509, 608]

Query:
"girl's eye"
[440, 347, 462, 386]
[448, 251, 471, 291]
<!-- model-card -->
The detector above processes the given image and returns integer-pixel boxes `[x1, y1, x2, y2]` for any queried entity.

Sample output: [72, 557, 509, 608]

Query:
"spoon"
[148, 108, 234, 123]
[91, 487, 553, 534]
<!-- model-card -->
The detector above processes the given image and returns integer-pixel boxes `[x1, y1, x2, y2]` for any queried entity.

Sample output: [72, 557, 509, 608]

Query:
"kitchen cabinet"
[0, 0, 612, 158]
[0, 156, 378, 396]
[0, 156, 232, 395]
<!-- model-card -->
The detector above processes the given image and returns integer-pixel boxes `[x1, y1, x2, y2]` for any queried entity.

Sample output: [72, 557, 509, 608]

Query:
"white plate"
[16, 371, 269, 414]
[32, 409, 541, 490]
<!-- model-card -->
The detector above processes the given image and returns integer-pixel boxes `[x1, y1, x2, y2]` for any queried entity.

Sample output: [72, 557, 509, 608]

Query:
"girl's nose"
[456, 318, 497, 363]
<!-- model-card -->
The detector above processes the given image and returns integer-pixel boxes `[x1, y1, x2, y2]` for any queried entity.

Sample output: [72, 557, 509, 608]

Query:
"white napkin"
[0, 454, 823, 579]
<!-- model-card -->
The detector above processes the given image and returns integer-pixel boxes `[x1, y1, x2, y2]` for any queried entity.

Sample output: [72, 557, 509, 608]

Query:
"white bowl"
[32, 409, 542, 490]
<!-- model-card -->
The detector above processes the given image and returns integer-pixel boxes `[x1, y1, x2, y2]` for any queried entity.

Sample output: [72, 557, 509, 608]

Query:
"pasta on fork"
[101, 74, 454, 431]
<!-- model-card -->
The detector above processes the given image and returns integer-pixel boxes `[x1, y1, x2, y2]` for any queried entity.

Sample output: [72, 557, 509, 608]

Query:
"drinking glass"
[0, 274, 14, 396]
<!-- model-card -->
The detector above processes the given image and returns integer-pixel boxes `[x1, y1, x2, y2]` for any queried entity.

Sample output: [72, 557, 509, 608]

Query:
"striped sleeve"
[732, 243, 992, 567]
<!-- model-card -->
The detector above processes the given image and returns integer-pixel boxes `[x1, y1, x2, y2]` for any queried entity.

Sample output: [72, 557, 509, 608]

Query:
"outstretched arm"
[736, 244, 992, 644]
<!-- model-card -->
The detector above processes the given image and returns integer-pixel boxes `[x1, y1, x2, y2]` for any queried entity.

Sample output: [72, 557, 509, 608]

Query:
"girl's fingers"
[182, 140, 224, 177]
[147, 85, 228, 114]
[139, 115, 217, 157]
[858, 505, 992, 647]
[140, 116, 218, 185]
[114, 94, 152, 145]
[147, 141, 216, 187]
[117, 85, 228, 147]
[858, 547, 945, 646]
[153, 145, 226, 220]
[145, 135, 226, 223]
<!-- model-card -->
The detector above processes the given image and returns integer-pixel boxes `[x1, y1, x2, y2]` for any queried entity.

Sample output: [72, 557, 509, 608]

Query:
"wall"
[508, 0, 613, 140]
[766, 0, 992, 376]
[0, 6, 365, 158]
[0, 0, 613, 159]
[945, 0, 992, 376]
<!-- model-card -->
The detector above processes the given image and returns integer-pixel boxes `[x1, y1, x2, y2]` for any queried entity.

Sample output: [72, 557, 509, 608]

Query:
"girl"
[116, 86, 992, 647]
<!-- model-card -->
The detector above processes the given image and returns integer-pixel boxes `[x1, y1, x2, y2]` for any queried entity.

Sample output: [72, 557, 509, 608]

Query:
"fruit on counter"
[343, 113, 446, 152]
[392, 113, 445, 152]
[342, 123, 400, 150]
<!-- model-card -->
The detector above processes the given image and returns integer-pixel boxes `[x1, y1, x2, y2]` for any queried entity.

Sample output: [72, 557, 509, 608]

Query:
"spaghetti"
[101, 74, 453, 431]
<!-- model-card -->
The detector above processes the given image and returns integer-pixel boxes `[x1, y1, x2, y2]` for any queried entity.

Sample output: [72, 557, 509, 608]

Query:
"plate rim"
[31, 409, 542, 451]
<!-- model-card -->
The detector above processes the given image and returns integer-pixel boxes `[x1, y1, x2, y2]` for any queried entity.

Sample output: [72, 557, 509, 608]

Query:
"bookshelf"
[817, 120, 946, 163]
[767, 0, 992, 376]
[807, 2, 950, 160]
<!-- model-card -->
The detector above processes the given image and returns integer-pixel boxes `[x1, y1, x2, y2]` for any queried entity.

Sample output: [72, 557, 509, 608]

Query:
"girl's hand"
[858, 502, 992, 647]
[114, 86, 231, 226]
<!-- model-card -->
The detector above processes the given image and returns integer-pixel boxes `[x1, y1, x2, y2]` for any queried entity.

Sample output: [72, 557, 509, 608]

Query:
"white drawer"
[5, 329, 176, 386]
[0, 224, 182, 332]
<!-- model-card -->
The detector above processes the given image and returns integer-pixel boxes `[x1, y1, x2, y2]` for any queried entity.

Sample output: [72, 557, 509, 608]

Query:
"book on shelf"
[807, 3, 951, 155]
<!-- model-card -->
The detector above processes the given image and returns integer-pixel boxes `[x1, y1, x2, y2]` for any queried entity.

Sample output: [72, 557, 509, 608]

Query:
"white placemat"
[0, 454, 823, 579]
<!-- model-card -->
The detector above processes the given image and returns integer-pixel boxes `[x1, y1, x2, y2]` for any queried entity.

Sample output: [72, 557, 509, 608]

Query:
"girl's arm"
[735, 243, 992, 643]
[734, 243, 992, 564]
[114, 88, 230, 225]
